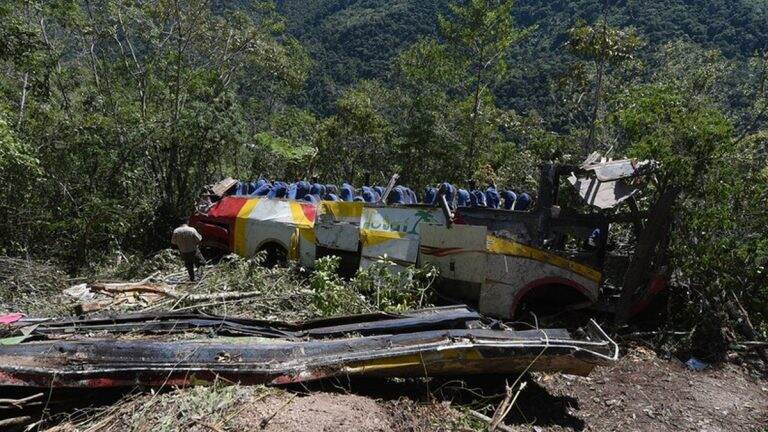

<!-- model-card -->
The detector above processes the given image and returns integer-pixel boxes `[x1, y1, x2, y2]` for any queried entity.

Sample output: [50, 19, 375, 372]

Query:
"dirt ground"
[234, 393, 394, 432]
[508, 347, 768, 431]
[41, 347, 766, 432]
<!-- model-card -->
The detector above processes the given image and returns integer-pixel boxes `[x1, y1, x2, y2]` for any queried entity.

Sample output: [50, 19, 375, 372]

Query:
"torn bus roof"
[569, 154, 658, 209]
[0, 307, 618, 388]
[579, 154, 657, 182]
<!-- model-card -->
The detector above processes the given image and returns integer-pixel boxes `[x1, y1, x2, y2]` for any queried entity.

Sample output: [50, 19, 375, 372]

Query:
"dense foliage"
[275, 0, 768, 115]
[0, 0, 766, 334]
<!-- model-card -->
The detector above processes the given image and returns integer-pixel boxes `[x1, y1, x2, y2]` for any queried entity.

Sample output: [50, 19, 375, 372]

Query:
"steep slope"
[273, 0, 768, 113]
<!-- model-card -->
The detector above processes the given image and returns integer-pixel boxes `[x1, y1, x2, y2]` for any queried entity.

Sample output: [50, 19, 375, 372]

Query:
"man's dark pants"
[181, 249, 205, 281]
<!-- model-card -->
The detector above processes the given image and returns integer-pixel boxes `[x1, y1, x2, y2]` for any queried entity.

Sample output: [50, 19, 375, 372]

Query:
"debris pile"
[0, 307, 618, 388]
[51, 253, 312, 320]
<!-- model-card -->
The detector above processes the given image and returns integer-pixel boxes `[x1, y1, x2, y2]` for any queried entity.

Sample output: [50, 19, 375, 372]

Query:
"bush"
[310, 255, 438, 317]
[310, 256, 369, 316]
[351, 258, 438, 313]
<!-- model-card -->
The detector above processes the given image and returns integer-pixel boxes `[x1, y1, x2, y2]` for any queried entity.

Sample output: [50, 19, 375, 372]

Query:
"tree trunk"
[616, 186, 680, 323]
[725, 292, 768, 363]
[586, 1, 611, 153]
[17, 73, 28, 128]
[585, 58, 604, 152]
[466, 63, 484, 173]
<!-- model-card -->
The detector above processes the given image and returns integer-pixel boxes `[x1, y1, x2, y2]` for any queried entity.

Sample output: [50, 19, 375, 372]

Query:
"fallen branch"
[171, 297, 269, 312]
[190, 419, 225, 432]
[90, 279, 178, 298]
[740, 340, 768, 347]
[181, 291, 264, 303]
[90, 280, 264, 304]
[468, 410, 515, 432]
[0, 392, 44, 408]
[0, 416, 32, 428]
[490, 381, 527, 431]
[260, 394, 297, 428]
[726, 291, 768, 364]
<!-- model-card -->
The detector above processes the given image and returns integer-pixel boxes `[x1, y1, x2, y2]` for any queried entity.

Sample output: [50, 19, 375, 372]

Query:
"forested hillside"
[275, 0, 768, 114]
[0, 0, 766, 334]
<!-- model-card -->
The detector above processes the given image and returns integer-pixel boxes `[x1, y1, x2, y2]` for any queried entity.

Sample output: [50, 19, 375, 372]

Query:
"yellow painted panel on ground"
[486, 235, 601, 282]
[343, 348, 484, 374]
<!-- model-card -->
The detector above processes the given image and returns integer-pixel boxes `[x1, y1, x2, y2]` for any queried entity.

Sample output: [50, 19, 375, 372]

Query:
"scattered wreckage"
[0, 307, 618, 389]
[0, 154, 658, 392]
[190, 154, 666, 321]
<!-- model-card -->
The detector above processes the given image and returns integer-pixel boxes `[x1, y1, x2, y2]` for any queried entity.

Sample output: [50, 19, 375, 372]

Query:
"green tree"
[438, 0, 527, 171]
[567, 17, 641, 152]
[0, 0, 310, 265]
[0, 105, 41, 254]
[390, 39, 464, 188]
[314, 81, 396, 183]
[611, 83, 734, 322]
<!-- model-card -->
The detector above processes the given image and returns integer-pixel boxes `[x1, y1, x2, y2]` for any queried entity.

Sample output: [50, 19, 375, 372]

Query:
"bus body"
[190, 157, 662, 320]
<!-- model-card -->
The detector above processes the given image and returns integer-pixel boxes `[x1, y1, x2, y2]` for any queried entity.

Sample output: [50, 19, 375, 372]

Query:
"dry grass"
[46, 383, 279, 432]
[0, 256, 70, 316]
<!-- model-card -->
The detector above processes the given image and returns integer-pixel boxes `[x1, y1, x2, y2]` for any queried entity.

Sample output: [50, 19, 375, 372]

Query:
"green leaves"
[314, 80, 396, 182]
[0, 0, 313, 264]
[567, 20, 642, 66]
[310, 256, 437, 317]
[613, 84, 733, 189]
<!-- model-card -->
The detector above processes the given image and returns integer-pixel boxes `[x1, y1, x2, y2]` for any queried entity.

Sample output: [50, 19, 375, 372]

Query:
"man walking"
[171, 223, 204, 281]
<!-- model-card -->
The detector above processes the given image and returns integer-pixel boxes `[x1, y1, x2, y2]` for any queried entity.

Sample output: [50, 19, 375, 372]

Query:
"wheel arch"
[509, 276, 597, 318]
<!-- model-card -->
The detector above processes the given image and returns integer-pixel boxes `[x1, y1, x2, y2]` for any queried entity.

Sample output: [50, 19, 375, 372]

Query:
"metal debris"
[0, 307, 618, 388]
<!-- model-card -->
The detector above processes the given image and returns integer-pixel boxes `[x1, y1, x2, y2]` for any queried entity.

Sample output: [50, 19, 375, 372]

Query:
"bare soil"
[234, 393, 393, 432]
[41, 348, 766, 432]
[505, 347, 768, 431]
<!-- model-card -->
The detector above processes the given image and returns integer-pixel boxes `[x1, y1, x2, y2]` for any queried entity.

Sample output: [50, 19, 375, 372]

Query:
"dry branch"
[0, 392, 44, 408]
[468, 410, 515, 432]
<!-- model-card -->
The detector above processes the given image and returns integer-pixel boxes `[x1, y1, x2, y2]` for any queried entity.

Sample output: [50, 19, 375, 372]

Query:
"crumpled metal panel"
[568, 173, 640, 209]
[571, 153, 658, 209]
[0, 308, 618, 389]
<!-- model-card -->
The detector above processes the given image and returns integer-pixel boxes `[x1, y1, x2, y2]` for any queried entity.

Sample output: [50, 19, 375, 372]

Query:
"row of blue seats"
[231, 181, 417, 204]
[231, 181, 531, 210]
[424, 184, 532, 211]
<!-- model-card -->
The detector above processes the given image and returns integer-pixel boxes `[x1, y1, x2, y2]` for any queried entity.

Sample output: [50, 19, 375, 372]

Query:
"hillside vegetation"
[275, 0, 768, 113]
[0, 0, 766, 335]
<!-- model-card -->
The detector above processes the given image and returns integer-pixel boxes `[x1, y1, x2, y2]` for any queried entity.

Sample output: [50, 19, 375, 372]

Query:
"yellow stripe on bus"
[318, 201, 363, 221]
[288, 202, 315, 228]
[360, 229, 407, 247]
[233, 199, 259, 256]
[486, 235, 602, 283]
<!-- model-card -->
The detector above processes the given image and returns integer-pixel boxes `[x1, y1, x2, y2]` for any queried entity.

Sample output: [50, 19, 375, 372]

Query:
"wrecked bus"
[190, 155, 664, 321]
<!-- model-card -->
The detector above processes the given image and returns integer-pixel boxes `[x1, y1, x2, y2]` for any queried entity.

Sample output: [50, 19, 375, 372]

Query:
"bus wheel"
[258, 242, 287, 268]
